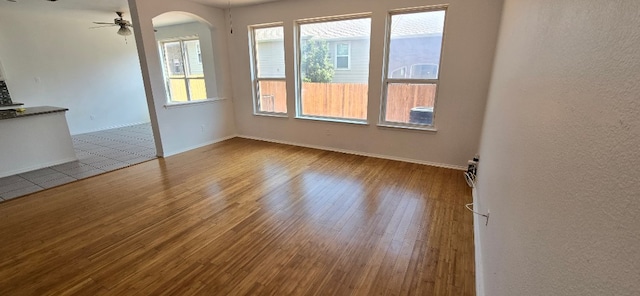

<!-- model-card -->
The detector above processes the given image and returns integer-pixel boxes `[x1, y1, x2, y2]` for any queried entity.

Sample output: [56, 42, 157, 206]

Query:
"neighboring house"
[255, 13, 444, 83]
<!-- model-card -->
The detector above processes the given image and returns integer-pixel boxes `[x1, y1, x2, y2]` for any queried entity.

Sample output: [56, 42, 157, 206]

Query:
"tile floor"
[0, 123, 157, 202]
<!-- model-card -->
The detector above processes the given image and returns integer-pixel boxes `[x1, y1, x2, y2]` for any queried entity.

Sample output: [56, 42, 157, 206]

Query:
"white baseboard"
[0, 156, 78, 178]
[72, 121, 150, 136]
[473, 187, 485, 296]
[237, 135, 466, 171]
[162, 135, 238, 157]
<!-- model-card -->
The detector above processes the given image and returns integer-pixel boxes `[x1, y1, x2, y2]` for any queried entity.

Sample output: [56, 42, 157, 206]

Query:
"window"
[159, 38, 207, 103]
[381, 8, 446, 128]
[410, 64, 438, 79]
[335, 43, 350, 70]
[196, 43, 202, 64]
[250, 24, 287, 114]
[390, 67, 407, 79]
[296, 15, 371, 122]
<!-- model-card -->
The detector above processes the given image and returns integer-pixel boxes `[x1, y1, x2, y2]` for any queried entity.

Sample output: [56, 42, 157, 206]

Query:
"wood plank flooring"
[0, 138, 475, 295]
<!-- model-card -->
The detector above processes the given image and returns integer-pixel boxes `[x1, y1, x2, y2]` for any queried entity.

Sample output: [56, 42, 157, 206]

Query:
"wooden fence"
[259, 82, 436, 123]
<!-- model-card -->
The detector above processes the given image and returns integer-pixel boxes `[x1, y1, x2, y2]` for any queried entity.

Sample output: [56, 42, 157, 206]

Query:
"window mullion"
[180, 40, 192, 102]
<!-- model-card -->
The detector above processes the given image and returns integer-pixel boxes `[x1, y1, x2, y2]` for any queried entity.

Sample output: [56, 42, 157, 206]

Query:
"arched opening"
[152, 12, 219, 104]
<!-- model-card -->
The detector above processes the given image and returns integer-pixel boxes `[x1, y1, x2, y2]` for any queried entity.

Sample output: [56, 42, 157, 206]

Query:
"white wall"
[0, 9, 149, 135]
[129, 0, 236, 157]
[227, 0, 503, 168]
[476, 0, 640, 295]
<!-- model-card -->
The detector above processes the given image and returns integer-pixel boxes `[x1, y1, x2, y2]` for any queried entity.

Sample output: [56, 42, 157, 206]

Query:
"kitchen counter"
[0, 106, 68, 120]
[0, 106, 76, 178]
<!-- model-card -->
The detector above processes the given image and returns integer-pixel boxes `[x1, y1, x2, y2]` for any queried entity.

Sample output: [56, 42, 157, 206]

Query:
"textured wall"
[476, 0, 640, 295]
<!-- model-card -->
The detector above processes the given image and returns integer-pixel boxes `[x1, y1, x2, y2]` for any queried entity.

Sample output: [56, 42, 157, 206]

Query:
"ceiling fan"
[92, 12, 133, 36]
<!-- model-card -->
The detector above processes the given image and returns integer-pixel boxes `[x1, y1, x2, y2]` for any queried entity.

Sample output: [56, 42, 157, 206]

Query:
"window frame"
[335, 42, 351, 70]
[249, 22, 288, 116]
[294, 13, 372, 124]
[158, 36, 206, 104]
[379, 6, 448, 130]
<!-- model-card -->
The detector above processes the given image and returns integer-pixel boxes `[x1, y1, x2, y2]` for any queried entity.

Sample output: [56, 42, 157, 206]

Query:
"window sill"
[164, 98, 227, 109]
[377, 123, 438, 132]
[295, 115, 368, 126]
[254, 112, 289, 118]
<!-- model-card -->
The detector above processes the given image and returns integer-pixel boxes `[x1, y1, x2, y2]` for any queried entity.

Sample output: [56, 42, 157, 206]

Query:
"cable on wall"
[465, 203, 489, 226]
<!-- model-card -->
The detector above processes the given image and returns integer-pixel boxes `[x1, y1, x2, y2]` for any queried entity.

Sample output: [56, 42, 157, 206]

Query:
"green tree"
[301, 39, 334, 83]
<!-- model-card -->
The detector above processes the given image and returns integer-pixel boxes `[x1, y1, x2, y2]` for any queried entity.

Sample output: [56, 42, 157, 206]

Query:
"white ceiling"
[0, 0, 292, 27]
[192, 0, 289, 8]
[0, 0, 288, 12]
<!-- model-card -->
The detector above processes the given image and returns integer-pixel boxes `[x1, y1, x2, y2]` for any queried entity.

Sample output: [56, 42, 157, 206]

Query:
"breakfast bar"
[0, 106, 76, 178]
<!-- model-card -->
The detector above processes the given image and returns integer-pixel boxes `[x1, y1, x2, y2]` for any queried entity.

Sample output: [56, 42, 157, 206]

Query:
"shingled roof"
[255, 10, 445, 41]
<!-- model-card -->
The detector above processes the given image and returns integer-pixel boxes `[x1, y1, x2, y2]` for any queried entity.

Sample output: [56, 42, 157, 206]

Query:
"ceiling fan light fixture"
[117, 26, 132, 36]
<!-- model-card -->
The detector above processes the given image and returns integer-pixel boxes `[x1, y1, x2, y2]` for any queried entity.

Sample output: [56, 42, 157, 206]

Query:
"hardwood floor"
[0, 138, 475, 295]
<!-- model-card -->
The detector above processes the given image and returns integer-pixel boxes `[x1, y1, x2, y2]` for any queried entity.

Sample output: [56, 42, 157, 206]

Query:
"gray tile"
[0, 180, 35, 194]
[88, 159, 124, 169]
[50, 161, 84, 171]
[110, 153, 141, 162]
[68, 168, 105, 179]
[126, 156, 155, 165]
[1, 185, 43, 200]
[19, 168, 58, 179]
[85, 147, 113, 153]
[53, 164, 96, 176]
[38, 176, 77, 189]
[99, 163, 130, 172]
[0, 175, 26, 187]
[81, 156, 111, 164]
[28, 172, 71, 185]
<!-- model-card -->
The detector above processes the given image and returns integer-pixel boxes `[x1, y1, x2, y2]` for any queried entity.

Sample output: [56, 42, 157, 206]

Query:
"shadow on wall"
[152, 12, 219, 104]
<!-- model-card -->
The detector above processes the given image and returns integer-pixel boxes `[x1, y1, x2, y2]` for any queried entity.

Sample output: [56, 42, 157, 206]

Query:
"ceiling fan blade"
[89, 25, 117, 29]
[93, 22, 115, 25]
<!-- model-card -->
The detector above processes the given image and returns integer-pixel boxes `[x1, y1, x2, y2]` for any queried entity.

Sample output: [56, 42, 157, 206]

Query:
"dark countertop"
[0, 102, 24, 108]
[0, 106, 69, 121]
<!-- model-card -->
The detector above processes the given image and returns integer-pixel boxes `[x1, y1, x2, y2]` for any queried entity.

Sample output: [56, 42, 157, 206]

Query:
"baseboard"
[162, 135, 238, 157]
[472, 187, 485, 296]
[0, 156, 78, 178]
[71, 121, 150, 136]
[237, 135, 466, 171]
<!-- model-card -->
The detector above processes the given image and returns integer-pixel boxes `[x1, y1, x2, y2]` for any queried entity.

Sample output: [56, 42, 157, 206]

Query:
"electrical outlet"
[90, 115, 95, 120]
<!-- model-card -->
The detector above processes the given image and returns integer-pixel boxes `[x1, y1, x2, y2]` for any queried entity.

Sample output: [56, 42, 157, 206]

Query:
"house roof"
[255, 10, 445, 41]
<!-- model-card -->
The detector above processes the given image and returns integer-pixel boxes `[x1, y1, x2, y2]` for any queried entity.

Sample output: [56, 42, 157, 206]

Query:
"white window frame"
[249, 22, 287, 116]
[335, 42, 351, 70]
[294, 13, 372, 124]
[379, 6, 448, 130]
[158, 36, 205, 103]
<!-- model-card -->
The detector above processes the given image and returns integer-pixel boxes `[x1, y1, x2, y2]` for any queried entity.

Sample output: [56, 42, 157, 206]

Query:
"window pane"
[336, 57, 349, 69]
[387, 11, 445, 80]
[189, 78, 207, 101]
[163, 42, 184, 76]
[257, 80, 287, 113]
[255, 26, 285, 79]
[385, 83, 436, 125]
[183, 40, 204, 77]
[299, 18, 371, 120]
[337, 43, 349, 56]
[168, 78, 188, 102]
